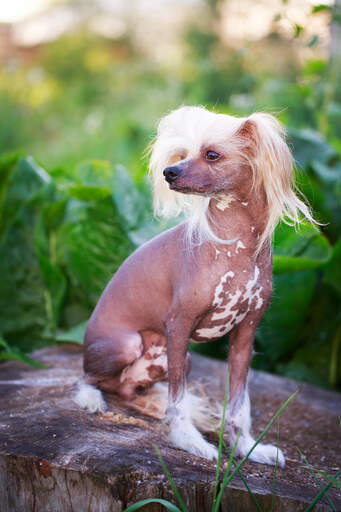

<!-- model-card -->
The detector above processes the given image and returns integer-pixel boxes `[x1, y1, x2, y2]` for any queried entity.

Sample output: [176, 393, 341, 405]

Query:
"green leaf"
[257, 271, 317, 362]
[311, 4, 330, 14]
[123, 499, 183, 512]
[0, 161, 54, 348]
[294, 24, 303, 38]
[34, 213, 67, 331]
[273, 223, 331, 274]
[56, 321, 87, 344]
[112, 164, 146, 231]
[0, 156, 50, 241]
[0, 337, 45, 368]
[289, 129, 337, 169]
[67, 183, 112, 201]
[0, 151, 21, 241]
[75, 160, 112, 186]
[324, 238, 341, 295]
[57, 197, 133, 307]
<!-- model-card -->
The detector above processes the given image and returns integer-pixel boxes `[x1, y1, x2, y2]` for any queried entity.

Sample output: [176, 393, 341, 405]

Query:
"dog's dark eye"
[205, 150, 220, 161]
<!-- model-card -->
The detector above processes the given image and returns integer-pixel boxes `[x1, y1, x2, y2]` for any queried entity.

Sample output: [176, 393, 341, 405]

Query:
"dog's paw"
[73, 382, 107, 413]
[236, 436, 285, 467]
[169, 420, 218, 460]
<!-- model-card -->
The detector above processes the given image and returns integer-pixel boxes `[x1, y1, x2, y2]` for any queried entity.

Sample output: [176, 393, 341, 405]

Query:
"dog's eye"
[205, 150, 220, 161]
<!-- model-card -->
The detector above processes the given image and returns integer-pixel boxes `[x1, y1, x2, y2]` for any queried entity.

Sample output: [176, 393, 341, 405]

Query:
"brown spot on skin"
[238, 299, 249, 314]
[148, 364, 166, 379]
[144, 351, 153, 361]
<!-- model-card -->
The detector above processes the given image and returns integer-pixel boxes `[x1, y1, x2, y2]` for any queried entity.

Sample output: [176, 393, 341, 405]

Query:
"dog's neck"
[208, 189, 268, 243]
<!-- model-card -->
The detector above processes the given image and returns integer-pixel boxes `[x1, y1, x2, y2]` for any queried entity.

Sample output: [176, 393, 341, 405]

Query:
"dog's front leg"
[227, 323, 285, 466]
[164, 312, 218, 460]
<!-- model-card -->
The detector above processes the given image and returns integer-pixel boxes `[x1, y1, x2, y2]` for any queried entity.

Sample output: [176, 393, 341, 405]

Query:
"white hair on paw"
[236, 433, 285, 467]
[167, 390, 218, 460]
[227, 388, 285, 467]
[73, 381, 107, 413]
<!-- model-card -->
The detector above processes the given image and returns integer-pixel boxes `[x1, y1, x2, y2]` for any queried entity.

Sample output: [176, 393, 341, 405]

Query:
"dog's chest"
[191, 265, 264, 342]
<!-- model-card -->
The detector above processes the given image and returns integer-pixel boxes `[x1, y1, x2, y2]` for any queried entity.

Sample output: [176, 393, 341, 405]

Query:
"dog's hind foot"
[73, 379, 107, 413]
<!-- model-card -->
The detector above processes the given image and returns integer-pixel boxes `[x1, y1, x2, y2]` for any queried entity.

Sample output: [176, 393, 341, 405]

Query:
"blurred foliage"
[0, 0, 340, 390]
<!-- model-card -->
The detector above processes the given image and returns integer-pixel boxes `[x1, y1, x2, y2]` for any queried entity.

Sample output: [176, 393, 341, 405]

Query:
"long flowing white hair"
[148, 106, 315, 252]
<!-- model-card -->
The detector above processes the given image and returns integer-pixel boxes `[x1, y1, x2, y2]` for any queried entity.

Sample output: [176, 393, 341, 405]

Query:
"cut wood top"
[0, 344, 340, 511]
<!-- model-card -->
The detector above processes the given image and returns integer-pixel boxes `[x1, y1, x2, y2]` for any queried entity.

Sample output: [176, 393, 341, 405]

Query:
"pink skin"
[83, 126, 272, 455]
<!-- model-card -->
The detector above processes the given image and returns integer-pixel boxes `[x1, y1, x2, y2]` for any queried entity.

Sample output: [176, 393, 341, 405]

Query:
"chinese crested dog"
[74, 106, 314, 466]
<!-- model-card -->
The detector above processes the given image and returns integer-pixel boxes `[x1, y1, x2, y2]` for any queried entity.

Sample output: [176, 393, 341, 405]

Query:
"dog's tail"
[72, 377, 107, 413]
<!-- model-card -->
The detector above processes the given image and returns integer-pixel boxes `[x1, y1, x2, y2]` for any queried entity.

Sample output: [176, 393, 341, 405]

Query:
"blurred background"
[0, 0, 340, 390]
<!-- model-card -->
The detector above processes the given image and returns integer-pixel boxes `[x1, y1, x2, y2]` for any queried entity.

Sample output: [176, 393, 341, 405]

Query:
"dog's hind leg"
[226, 323, 285, 467]
[73, 327, 143, 412]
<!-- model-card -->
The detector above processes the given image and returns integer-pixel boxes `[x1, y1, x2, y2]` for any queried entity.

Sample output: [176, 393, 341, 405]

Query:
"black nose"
[163, 166, 182, 183]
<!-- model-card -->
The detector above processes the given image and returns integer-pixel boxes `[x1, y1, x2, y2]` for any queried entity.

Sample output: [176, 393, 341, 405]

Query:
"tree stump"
[0, 344, 340, 511]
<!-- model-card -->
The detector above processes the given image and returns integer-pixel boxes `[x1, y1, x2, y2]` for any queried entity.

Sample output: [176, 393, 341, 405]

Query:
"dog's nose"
[163, 166, 182, 183]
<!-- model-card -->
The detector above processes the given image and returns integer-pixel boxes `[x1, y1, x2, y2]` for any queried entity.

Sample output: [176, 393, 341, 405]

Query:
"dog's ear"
[236, 113, 316, 251]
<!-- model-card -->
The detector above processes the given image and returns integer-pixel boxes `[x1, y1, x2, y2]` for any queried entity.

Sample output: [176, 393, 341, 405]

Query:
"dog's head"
[149, 106, 315, 249]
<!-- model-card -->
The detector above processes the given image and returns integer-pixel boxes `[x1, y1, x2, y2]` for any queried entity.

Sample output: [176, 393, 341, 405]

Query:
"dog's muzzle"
[163, 166, 182, 184]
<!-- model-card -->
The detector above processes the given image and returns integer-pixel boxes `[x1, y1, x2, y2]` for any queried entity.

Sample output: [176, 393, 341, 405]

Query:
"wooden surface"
[0, 344, 340, 512]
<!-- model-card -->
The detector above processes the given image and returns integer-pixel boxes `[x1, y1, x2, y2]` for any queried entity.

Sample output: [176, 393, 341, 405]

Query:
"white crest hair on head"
[148, 106, 316, 252]
[148, 106, 236, 247]
[241, 112, 316, 251]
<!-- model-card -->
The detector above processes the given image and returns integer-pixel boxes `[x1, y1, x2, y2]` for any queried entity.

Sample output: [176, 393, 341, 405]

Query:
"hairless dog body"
[75, 106, 315, 465]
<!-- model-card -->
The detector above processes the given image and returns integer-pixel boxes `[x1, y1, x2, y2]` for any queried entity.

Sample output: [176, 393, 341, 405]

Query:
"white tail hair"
[148, 106, 316, 252]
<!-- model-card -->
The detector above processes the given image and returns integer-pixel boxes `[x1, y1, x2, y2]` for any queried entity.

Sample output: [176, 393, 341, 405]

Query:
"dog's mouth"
[168, 181, 213, 195]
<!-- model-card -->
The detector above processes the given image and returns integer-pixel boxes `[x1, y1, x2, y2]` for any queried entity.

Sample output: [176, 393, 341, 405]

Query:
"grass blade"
[217, 433, 263, 512]
[304, 468, 341, 511]
[123, 498, 183, 511]
[154, 445, 188, 512]
[270, 420, 280, 512]
[297, 448, 336, 511]
[213, 429, 240, 512]
[214, 390, 298, 506]
[213, 370, 229, 508]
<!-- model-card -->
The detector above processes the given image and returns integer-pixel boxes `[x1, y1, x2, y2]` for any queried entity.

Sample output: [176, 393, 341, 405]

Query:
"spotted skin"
[79, 110, 285, 464]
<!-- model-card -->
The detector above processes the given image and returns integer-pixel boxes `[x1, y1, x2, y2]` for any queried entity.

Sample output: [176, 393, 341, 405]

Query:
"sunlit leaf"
[56, 321, 87, 344]
[273, 223, 331, 274]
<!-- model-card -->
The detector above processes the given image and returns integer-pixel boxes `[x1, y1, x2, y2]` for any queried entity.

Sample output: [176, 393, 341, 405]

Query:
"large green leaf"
[0, 158, 66, 348]
[0, 196, 50, 347]
[289, 128, 338, 168]
[34, 209, 67, 332]
[256, 270, 317, 363]
[273, 223, 331, 274]
[0, 155, 50, 240]
[0, 151, 21, 240]
[56, 196, 133, 307]
[324, 238, 341, 295]
[112, 164, 146, 231]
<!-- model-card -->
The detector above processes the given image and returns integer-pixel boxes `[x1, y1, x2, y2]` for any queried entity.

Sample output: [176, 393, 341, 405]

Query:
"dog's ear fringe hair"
[244, 112, 318, 253]
[148, 109, 318, 254]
